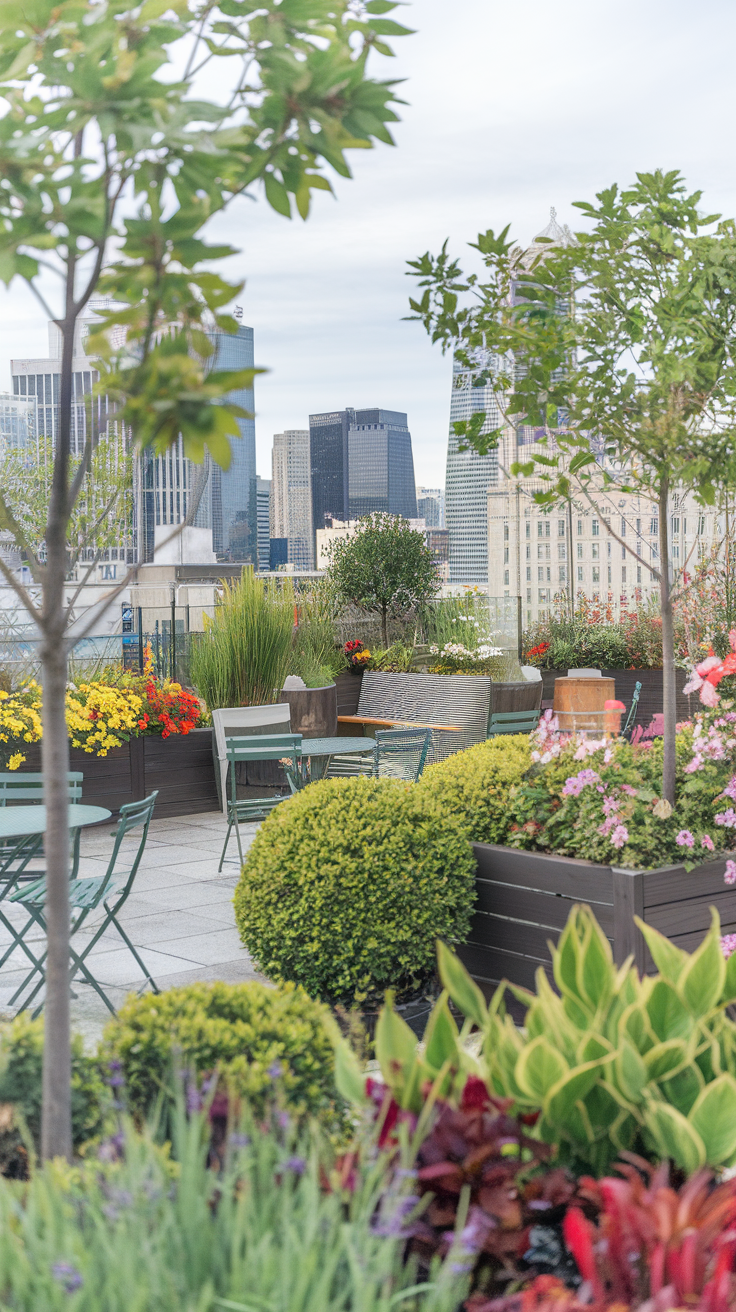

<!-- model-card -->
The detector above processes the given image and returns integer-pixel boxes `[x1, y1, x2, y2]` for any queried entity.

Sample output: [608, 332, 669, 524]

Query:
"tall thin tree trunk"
[659, 480, 676, 806]
[41, 304, 76, 1160]
[382, 603, 388, 648]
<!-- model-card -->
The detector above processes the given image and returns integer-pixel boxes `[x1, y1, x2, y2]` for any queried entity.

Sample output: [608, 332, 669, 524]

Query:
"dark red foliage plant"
[468, 1156, 736, 1312]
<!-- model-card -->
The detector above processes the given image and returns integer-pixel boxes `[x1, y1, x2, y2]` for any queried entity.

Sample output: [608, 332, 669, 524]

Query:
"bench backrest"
[357, 671, 491, 763]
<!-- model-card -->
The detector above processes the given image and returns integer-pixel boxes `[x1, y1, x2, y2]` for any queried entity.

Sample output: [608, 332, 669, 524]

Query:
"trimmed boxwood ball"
[233, 777, 475, 1007]
[416, 734, 532, 844]
[104, 981, 338, 1123]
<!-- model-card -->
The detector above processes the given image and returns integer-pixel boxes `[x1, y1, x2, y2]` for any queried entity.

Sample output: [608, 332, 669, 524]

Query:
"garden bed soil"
[20, 726, 219, 820]
[458, 841, 736, 992]
[540, 668, 694, 723]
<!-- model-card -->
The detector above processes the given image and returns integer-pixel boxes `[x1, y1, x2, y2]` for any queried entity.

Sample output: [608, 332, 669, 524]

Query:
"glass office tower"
[309, 408, 352, 533]
[208, 324, 257, 563]
[347, 408, 417, 520]
[445, 351, 500, 584]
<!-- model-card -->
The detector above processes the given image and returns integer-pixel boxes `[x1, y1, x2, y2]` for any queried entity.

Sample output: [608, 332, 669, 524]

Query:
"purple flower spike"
[281, 1155, 306, 1175]
[52, 1262, 83, 1293]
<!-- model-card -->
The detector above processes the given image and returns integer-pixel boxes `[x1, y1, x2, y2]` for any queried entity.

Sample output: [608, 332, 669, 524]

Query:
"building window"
[504, 546, 509, 563]
[559, 566, 567, 584]
[558, 519, 565, 537]
[671, 517, 680, 536]
[637, 565, 642, 582]
[526, 589, 532, 603]
[545, 521, 550, 537]
[682, 518, 687, 535]
[673, 544, 679, 557]
[622, 566, 627, 583]
[558, 543, 566, 560]
[526, 522, 531, 539]
[538, 566, 544, 581]
[592, 566, 600, 583]
[526, 566, 531, 581]
[577, 519, 583, 535]
[621, 545, 626, 559]
[546, 566, 551, 581]
[577, 542, 583, 559]
[592, 543, 599, 560]
[620, 518, 626, 536]
[650, 517, 658, 537]
[504, 570, 509, 585]
[526, 544, 531, 559]
[503, 522, 509, 540]
[608, 565, 612, 583]
[592, 519, 599, 536]
[537, 522, 543, 538]
[577, 565, 584, 582]
[636, 518, 641, 535]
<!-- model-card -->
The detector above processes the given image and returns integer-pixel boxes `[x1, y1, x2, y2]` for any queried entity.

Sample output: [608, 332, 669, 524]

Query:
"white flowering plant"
[504, 709, 736, 885]
[428, 642, 504, 676]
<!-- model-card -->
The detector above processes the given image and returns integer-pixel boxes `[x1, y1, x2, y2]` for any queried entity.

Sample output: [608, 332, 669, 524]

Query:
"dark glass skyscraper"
[208, 324, 257, 563]
[309, 406, 417, 536]
[348, 409, 417, 519]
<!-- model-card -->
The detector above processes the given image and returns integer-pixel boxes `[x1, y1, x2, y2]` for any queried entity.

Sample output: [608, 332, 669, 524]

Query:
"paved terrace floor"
[0, 810, 264, 1045]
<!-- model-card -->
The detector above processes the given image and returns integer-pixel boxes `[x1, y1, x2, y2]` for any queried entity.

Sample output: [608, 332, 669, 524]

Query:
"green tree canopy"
[327, 512, 439, 646]
[408, 169, 736, 802]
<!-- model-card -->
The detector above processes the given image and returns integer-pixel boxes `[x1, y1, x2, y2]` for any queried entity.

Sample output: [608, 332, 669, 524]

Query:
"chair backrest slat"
[225, 734, 302, 805]
[488, 709, 540, 736]
[212, 705, 292, 811]
[0, 772, 84, 805]
[374, 727, 432, 782]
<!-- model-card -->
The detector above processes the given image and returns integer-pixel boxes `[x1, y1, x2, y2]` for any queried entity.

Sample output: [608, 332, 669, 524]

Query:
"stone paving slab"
[0, 810, 264, 1044]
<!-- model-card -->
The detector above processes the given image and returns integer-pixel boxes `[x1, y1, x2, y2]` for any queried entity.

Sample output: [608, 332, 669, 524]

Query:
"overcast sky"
[2, 0, 736, 488]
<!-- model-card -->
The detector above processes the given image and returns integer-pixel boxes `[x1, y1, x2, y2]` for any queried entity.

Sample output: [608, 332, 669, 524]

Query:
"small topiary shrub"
[0, 1014, 107, 1156]
[233, 777, 475, 1007]
[104, 981, 339, 1124]
[416, 735, 532, 844]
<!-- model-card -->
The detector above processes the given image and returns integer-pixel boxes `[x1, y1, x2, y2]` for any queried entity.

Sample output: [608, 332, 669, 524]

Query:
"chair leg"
[106, 913, 159, 996]
[234, 812, 244, 865]
[218, 818, 234, 872]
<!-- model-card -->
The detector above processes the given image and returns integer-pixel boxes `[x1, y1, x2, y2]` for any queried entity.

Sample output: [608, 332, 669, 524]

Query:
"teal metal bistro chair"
[219, 735, 302, 870]
[0, 771, 86, 977]
[326, 728, 432, 783]
[622, 681, 643, 740]
[9, 791, 159, 1017]
[488, 708, 541, 736]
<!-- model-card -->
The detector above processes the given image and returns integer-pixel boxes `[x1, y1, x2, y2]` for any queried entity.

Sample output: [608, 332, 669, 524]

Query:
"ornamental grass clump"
[190, 572, 296, 710]
[416, 735, 532, 844]
[104, 981, 339, 1127]
[234, 778, 475, 1008]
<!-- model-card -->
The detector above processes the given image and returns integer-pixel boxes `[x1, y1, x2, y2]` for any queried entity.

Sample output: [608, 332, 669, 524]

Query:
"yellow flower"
[7, 752, 25, 770]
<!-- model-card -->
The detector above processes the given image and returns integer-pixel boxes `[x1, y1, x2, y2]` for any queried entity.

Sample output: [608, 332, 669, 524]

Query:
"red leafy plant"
[364, 1072, 583, 1290]
[468, 1156, 736, 1312]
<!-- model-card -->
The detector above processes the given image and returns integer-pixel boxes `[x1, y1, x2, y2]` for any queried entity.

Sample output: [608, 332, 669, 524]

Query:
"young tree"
[408, 170, 736, 804]
[0, 0, 409, 1160]
[327, 512, 439, 646]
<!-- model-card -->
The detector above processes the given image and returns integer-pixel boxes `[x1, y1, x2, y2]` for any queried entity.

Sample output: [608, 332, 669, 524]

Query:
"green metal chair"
[488, 708, 541, 736]
[9, 791, 159, 1017]
[326, 728, 432, 783]
[219, 735, 302, 870]
[0, 771, 84, 856]
[622, 681, 643, 739]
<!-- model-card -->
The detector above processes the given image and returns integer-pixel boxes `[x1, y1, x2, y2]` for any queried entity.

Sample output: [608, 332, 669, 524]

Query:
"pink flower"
[610, 824, 629, 849]
[723, 777, 736, 802]
[725, 860, 736, 886]
[716, 809, 736, 829]
[721, 933, 736, 959]
[620, 783, 637, 796]
[676, 830, 695, 848]
[701, 681, 721, 708]
[562, 768, 600, 797]
[701, 834, 715, 851]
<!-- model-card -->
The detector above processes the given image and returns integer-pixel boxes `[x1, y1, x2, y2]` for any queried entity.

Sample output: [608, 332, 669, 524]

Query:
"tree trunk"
[40, 636, 72, 1161]
[40, 298, 76, 1160]
[658, 481, 676, 806]
[381, 603, 388, 648]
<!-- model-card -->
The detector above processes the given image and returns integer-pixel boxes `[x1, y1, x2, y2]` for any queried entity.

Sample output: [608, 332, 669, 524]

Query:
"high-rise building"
[444, 351, 501, 584]
[416, 487, 445, 528]
[271, 430, 314, 570]
[0, 393, 34, 453]
[309, 406, 417, 538]
[138, 321, 257, 563]
[12, 308, 137, 564]
[348, 409, 417, 520]
[255, 476, 271, 572]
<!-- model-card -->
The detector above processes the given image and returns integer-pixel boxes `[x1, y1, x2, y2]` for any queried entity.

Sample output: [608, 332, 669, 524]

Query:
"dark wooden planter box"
[20, 727, 219, 821]
[335, 670, 363, 726]
[540, 668, 695, 724]
[458, 842, 736, 991]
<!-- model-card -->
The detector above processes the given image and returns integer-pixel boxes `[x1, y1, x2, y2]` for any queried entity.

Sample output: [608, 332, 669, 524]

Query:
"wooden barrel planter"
[19, 727, 219, 821]
[458, 842, 736, 993]
[541, 668, 695, 724]
[280, 683, 337, 739]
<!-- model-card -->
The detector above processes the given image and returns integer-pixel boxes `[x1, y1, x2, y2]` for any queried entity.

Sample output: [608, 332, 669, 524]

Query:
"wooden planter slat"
[460, 842, 736, 989]
[17, 728, 219, 820]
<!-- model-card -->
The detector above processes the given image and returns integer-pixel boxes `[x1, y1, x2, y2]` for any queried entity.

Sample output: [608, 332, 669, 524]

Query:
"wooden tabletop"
[337, 715, 463, 732]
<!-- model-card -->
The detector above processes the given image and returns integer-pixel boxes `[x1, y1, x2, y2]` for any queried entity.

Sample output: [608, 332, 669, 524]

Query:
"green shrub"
[234, 778, 475, 1007]
[416, 735, 532, 844]
[104, 981, 339, 1124]
[0, 1014, 106, 1154]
